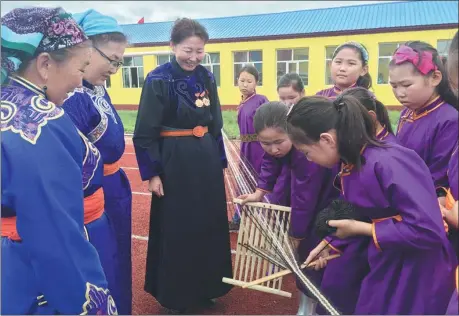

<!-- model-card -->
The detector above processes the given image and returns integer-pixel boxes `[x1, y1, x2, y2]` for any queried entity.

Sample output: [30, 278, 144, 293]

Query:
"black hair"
[89, 32, 128, 47]
[390, 40, 458, 110]
[238, 64, 259, 83]
[16, 40, 92, 75]
[170, 18, 209, 45]
[341, 87, 394, 135]
[447, 31, 458, 94]
[332, 43, 372, 89]
[253, 101, 289, 134]
[286, 95, 381, 169]
[277, 73, 305, 93]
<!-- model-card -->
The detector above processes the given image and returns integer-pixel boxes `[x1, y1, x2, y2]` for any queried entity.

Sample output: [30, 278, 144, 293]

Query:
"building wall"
[108, 28, 457, 109]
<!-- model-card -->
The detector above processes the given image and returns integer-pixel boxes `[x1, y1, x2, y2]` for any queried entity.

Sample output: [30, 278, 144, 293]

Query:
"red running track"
[122, 137, 299, 315]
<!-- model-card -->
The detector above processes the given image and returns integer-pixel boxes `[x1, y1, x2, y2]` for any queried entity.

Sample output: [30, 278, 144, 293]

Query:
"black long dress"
[133, 57, 233, 310]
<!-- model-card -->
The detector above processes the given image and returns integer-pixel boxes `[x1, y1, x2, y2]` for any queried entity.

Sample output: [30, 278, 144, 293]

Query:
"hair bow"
[392, 45, 437, 75]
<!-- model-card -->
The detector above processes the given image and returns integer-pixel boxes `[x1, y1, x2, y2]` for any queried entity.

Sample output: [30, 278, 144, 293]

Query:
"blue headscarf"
[73, 9, 123, 37]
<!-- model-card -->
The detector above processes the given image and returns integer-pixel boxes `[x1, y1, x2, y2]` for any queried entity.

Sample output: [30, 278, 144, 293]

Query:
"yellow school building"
[109, 0, 458, 110]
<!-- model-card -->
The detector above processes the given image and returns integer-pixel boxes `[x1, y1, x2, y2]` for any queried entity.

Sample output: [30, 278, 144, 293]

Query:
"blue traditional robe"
[1, 76, 116, 315]
[63, 80, 132, 314]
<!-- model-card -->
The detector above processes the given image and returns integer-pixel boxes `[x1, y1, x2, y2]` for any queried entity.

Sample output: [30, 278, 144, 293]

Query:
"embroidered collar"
[333, 82, 357, 95]
[413, 96, 444, 118]
[376, 126, 389, 140]
[10, 75, 46, 97]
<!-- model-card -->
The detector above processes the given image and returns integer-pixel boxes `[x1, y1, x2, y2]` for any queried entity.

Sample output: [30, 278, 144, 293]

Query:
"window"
[378, 42, 405, 84]
[276, 48, 309, 85]
[105, 76, 111, 89]
[325, 46, 338, 85]
[122, 56, 144, 88]
[233, 50, 263, 86]
[437, 39, 452, 57]
[202, 53, 221, 87]
[157, 53, 173, 65]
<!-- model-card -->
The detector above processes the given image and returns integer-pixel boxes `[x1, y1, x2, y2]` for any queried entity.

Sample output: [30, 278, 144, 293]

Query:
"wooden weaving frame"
[222, 198, 293, 298]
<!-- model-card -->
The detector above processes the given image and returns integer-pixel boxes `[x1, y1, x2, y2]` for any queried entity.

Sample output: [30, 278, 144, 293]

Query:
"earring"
[43, 85, 47, 92]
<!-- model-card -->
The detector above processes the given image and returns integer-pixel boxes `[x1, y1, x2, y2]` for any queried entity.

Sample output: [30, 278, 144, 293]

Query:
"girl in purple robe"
[238, 101, 338, 315]
[316, 41, 372, 99]
[316, 87, 398, 315]
[62, 10, 132, 314]
[287, 95, 457, 314]
[443, 30, 459, 316]
[231, 65, 269, 228]
[390, 41, 458, 194]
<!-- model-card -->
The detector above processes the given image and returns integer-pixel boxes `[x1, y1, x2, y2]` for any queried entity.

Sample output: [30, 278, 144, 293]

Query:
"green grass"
[118, 109, 402, 137]
[118, 110, 138, 133]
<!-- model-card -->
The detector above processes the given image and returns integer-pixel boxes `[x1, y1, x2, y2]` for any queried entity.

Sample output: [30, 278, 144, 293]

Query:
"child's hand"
[237, 189, 266, 205]
[328, 219, 372, 238]
[304, 241, 331, 271]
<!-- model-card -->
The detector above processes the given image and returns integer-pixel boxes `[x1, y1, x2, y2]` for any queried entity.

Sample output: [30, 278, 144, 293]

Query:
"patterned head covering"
[1, 7, 88, 84]
[73, 9, 123, 37]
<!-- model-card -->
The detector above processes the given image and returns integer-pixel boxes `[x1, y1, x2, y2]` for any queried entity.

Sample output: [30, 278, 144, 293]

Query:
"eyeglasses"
[93, 46, 123, 69]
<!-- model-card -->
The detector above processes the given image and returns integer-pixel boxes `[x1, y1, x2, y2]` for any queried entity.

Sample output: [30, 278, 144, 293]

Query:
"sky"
[1, 1, 398, 24]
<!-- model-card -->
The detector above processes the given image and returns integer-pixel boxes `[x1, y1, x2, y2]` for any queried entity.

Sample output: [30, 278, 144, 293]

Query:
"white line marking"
[132, 234, 148, 241]
[132, 235, 237, 254]
[132, 191, 150, 196]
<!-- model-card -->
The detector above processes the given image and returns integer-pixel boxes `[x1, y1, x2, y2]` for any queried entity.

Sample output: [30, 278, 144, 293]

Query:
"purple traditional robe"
[341, 143, 456, 314]
[448, 144, 458, 201]
[257, 148, 338, 294]
[317, 127, 398, 315]
[447, 267, 458, 315]
[396, 97, 458, 189]
[237, 93, 268, 174]
[315, 84, 358, 99]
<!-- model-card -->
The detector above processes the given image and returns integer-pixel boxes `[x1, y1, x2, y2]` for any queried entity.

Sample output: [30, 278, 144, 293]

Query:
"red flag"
[138, 17, 144, 24]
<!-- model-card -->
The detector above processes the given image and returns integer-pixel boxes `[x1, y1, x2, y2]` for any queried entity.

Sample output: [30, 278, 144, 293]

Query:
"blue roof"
[121, 1, 458, 45]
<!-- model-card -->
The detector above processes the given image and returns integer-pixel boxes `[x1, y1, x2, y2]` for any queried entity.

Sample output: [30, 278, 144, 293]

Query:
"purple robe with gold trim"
[396, 97, 458, 189]
[257, 148, 338, 294]
[341, 143, 456, 314]
[317, 127, 398, 315]
[237, 93, 268, 175]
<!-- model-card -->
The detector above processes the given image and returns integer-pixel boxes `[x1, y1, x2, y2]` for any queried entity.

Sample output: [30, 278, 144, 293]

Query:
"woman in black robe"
[133, 18, 233, 312]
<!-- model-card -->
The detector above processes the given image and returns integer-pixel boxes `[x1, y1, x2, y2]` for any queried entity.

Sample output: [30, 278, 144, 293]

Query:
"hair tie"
[333, 99, 345, 112]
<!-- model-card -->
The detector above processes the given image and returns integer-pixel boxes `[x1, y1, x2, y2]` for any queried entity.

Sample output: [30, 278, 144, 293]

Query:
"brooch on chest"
[195, 90, 210, 108]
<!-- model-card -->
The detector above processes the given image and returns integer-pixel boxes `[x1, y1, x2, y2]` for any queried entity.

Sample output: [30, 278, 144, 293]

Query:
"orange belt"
[372, 215, 402, 223]
[160, 126, 208, 138]
[446, 188, 456, 210]
[1, 217, 21, 241]
[84, 188, 105, 225]
[1, 189, 105, 241]
[104, 160, 120, 176]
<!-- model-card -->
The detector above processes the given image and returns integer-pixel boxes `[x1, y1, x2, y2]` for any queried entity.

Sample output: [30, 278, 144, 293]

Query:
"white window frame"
[121, 56, 144, 88]
[233, 50, 263, 86]
[201, 53, 221, 87]
[437, 39, 452, 57]
[377, 42, 405, 84]
[156, 53, 173, 66]
[325, 46, 338, 85]
[276, 48, 309, 86]
[104, 76, 111, 89]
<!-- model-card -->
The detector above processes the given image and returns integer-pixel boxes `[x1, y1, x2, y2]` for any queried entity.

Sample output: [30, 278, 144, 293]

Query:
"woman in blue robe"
[1, 7, 116, 315]
[63, 10, 132, 314]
